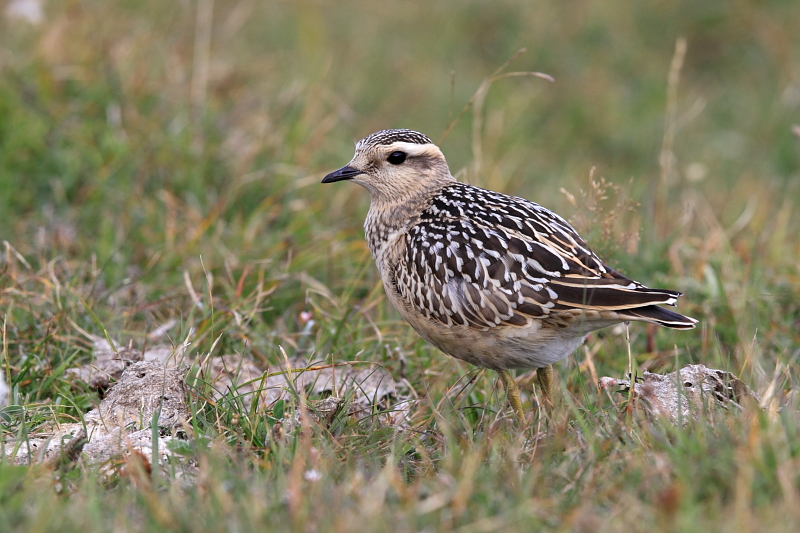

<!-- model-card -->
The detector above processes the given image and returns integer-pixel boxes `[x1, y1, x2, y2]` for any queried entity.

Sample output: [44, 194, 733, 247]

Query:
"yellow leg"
[497, 369, 525, 425]
[537, 365, 554, 405]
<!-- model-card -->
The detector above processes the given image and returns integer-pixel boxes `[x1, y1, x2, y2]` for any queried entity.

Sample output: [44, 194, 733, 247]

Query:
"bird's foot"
[497, 369, 526, 425]
[537, 365, 554, 407]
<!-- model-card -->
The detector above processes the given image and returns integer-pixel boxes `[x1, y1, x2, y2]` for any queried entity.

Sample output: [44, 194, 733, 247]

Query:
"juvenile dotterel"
[323, 129, 696, 423]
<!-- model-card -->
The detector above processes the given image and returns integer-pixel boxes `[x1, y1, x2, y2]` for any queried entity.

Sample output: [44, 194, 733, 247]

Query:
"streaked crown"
[358, 129, 433, 149]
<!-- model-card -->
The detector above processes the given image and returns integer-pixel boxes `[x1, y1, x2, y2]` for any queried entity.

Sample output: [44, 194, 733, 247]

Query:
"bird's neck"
[363, 183, 447, 264]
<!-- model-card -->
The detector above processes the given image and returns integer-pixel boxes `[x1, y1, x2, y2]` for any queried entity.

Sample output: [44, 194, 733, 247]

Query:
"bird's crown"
[358, 129, 433, 149]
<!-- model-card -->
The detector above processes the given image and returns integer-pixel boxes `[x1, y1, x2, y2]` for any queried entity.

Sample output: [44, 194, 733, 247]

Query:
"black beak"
[322, 165, 363, 183]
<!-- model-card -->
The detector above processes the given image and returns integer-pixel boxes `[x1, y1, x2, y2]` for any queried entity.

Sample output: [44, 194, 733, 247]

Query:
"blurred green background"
[2, 0, 797, 251]
[2, 0, 799, 366]
[0, 0, 798, 380]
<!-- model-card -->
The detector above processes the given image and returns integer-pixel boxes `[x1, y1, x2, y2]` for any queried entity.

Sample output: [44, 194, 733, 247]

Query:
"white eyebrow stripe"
[382, 142, 444, 159]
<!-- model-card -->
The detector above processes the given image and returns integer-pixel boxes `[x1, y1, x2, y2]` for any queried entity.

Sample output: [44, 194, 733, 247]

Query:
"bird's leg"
[537, 365, 554, 405]
[497, 369, 525, 425]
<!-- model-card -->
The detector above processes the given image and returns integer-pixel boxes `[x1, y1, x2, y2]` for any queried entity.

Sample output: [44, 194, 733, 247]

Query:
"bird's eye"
[387, 151, 407, 165]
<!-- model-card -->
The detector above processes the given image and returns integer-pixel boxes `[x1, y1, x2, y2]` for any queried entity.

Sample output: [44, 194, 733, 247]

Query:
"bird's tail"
[619, 304, 698, 329]
[548, 279, 698, 329]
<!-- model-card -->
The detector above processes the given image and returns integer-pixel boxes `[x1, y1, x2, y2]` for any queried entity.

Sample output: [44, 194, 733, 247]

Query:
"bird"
[322, 129, 697, 424]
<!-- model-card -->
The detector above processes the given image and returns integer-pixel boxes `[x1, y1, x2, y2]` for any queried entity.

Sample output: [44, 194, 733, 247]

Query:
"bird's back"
[376, 182, 695, 364]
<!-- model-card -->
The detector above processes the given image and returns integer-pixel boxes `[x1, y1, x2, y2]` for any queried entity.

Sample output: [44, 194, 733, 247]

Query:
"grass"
[1, 0, 800, 531]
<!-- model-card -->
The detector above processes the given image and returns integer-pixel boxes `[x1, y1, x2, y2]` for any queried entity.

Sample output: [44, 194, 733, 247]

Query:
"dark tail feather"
[620, 305, 698, 329]
[549, 281, 681, 310]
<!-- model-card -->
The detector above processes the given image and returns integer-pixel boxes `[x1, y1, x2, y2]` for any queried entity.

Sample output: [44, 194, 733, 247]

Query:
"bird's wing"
[392, 183, 684, 330]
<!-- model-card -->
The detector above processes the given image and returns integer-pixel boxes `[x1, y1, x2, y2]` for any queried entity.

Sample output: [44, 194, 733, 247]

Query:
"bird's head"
[322, 129, 454, 202]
